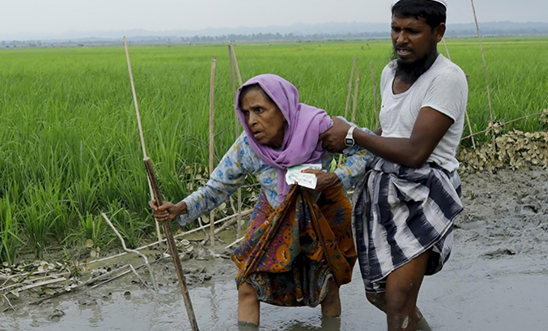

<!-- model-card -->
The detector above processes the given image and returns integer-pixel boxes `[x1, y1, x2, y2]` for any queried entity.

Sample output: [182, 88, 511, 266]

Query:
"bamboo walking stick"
[122, 36, 199, 331]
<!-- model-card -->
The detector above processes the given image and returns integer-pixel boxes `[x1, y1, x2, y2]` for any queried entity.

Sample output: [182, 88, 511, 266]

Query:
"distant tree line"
[2, 28, 548, 48]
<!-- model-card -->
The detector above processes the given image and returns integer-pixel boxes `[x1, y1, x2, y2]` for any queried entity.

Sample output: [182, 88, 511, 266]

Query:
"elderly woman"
[150, 74, 373, 327]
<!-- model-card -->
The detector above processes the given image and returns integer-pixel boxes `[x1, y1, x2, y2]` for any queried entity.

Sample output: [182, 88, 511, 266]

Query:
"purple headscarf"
[235, 74, 333, 203]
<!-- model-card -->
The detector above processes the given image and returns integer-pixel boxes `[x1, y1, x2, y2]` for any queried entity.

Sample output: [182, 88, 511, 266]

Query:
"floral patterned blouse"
[179, 130, 374, 226]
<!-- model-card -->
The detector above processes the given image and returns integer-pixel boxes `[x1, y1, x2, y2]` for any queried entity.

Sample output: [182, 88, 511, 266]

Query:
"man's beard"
[391, 50, 436, 84]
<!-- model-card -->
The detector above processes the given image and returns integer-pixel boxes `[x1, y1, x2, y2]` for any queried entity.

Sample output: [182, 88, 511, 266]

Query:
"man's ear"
[435, 23, 446, 43]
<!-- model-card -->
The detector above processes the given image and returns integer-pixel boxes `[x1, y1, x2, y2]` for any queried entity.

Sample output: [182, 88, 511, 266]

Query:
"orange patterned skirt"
[231, 184, 356, 307]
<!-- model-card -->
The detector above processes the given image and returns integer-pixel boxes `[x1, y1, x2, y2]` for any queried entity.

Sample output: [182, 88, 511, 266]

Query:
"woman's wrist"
[175, 201, 187, 216]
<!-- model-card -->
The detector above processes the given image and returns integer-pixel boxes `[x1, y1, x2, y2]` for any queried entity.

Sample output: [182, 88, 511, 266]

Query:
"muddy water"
[2, 168, 548, 330]
[3, 241, 547, 331]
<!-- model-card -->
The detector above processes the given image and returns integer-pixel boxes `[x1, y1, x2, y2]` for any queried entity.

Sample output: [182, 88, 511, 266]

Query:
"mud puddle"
[1, 168, 547, 331]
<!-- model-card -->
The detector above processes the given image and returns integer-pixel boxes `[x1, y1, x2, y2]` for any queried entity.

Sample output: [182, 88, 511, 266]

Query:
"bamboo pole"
[123, 36, 199, 331]
[339, 55, 356, 166]
[470, 0, 495, 146]
[351, 67, 360, 124]
[464, 75, 477, 149]
[442, 38, 451, 60]
[228, 44, 244, 239]
[344, 55, 356, 120]
[230, 44, 243, 88]
[369, 62, 379, 128]
[208, 57, 217, 248]
[443, 38, 476, 149]
[30, 265, 132, 306]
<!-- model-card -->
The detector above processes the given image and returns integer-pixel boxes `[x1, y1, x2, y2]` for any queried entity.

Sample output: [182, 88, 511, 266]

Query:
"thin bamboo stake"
[2, 294, 14, 311]
[175, 210, 252, 239]
[128, 265, 147, 287]
[369, 62, 379, 128]
[89, 268, 133, 290]
[228, 44, 244, 240]
[464, 76, 477, 149]
[11, 277, 66, 293]
[443, 38, 476, 149]
[230, 44, 243, 87]
[208, 57, 217, 248]
[29, 265, 131, 306]
[123, 36, 199, 331]
[339, 55, 356, 166]
[201, 217, 238, 246]
[226, 236, 245, 249]
[101, 213, 158, 292]
[344, 55, 356, 120]
[0, 272, 70, 293]
[197, 216, 208, 236]
[461, 110, 547, 140]
[470, 0, 495, 146]
[442, 38, 451, 60]
[122, 36, 165, 255]
[351, 67, 361, 124]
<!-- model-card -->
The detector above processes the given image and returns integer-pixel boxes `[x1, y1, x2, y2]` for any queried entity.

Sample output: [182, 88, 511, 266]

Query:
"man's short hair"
[392, 0, 447, 29]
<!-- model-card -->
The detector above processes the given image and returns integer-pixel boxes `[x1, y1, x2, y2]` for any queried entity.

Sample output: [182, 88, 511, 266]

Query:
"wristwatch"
[344, 125, 357, 147]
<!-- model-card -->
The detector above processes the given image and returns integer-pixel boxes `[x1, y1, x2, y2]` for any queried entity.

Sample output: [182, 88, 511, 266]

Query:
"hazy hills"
[2, 21, 547, 45]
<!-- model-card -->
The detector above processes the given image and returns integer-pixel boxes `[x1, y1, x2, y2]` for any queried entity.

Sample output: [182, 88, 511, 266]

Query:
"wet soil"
[1, 168, 547, 331]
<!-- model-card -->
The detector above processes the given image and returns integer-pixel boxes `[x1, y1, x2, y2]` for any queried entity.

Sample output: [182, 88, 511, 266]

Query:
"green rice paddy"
[0, 37, 546, 262]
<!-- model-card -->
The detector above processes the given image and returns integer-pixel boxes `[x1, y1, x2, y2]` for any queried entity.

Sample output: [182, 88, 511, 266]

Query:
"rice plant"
[0, 196, 22, 265]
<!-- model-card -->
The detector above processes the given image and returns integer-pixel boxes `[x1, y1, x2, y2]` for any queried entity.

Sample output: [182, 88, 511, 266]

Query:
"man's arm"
[320, 107, 453, 168]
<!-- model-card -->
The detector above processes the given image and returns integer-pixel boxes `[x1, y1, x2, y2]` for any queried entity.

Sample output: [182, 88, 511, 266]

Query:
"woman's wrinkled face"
[240, 88, 286, 148]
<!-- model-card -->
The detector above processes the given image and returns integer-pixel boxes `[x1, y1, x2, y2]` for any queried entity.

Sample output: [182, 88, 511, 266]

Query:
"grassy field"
[0, 37, 547, 263]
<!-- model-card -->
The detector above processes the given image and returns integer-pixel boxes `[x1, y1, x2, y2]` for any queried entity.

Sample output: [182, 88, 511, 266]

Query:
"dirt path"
[1, 168, 547, 331]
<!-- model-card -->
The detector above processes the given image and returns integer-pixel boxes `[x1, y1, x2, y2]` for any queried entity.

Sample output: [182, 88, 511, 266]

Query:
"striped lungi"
[353, 157, 463, 292]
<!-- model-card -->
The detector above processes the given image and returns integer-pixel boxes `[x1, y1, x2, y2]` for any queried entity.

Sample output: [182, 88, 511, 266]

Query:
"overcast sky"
[1, 0, 547, 39]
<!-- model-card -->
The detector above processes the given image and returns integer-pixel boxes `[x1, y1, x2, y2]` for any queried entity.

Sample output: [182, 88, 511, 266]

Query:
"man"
[320, 0, 467, 330]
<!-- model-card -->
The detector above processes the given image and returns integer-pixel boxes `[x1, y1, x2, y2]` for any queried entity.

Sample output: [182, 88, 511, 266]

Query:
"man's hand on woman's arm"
[320, 109, 453, 168]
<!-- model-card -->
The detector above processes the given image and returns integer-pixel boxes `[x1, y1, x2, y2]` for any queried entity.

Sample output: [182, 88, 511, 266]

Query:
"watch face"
[345, 138, 354, 146]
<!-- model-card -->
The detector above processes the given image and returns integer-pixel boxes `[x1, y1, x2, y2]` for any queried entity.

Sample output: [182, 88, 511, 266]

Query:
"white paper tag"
[285, 164, 322, 189]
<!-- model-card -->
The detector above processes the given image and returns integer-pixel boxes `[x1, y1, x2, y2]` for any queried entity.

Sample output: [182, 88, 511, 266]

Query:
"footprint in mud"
[47, 308, 65, 322]
[481, 248, 516, 259]
[78, 297, 98, 306]
[516, 204, 539, 215]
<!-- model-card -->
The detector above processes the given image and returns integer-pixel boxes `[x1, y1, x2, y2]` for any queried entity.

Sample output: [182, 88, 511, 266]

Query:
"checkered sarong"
[353, 157, 463, 292]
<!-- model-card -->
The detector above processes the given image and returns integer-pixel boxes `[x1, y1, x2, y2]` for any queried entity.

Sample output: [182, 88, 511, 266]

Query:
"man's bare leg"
[365, 249, 433, 330]
[384, 250, 431, 330]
